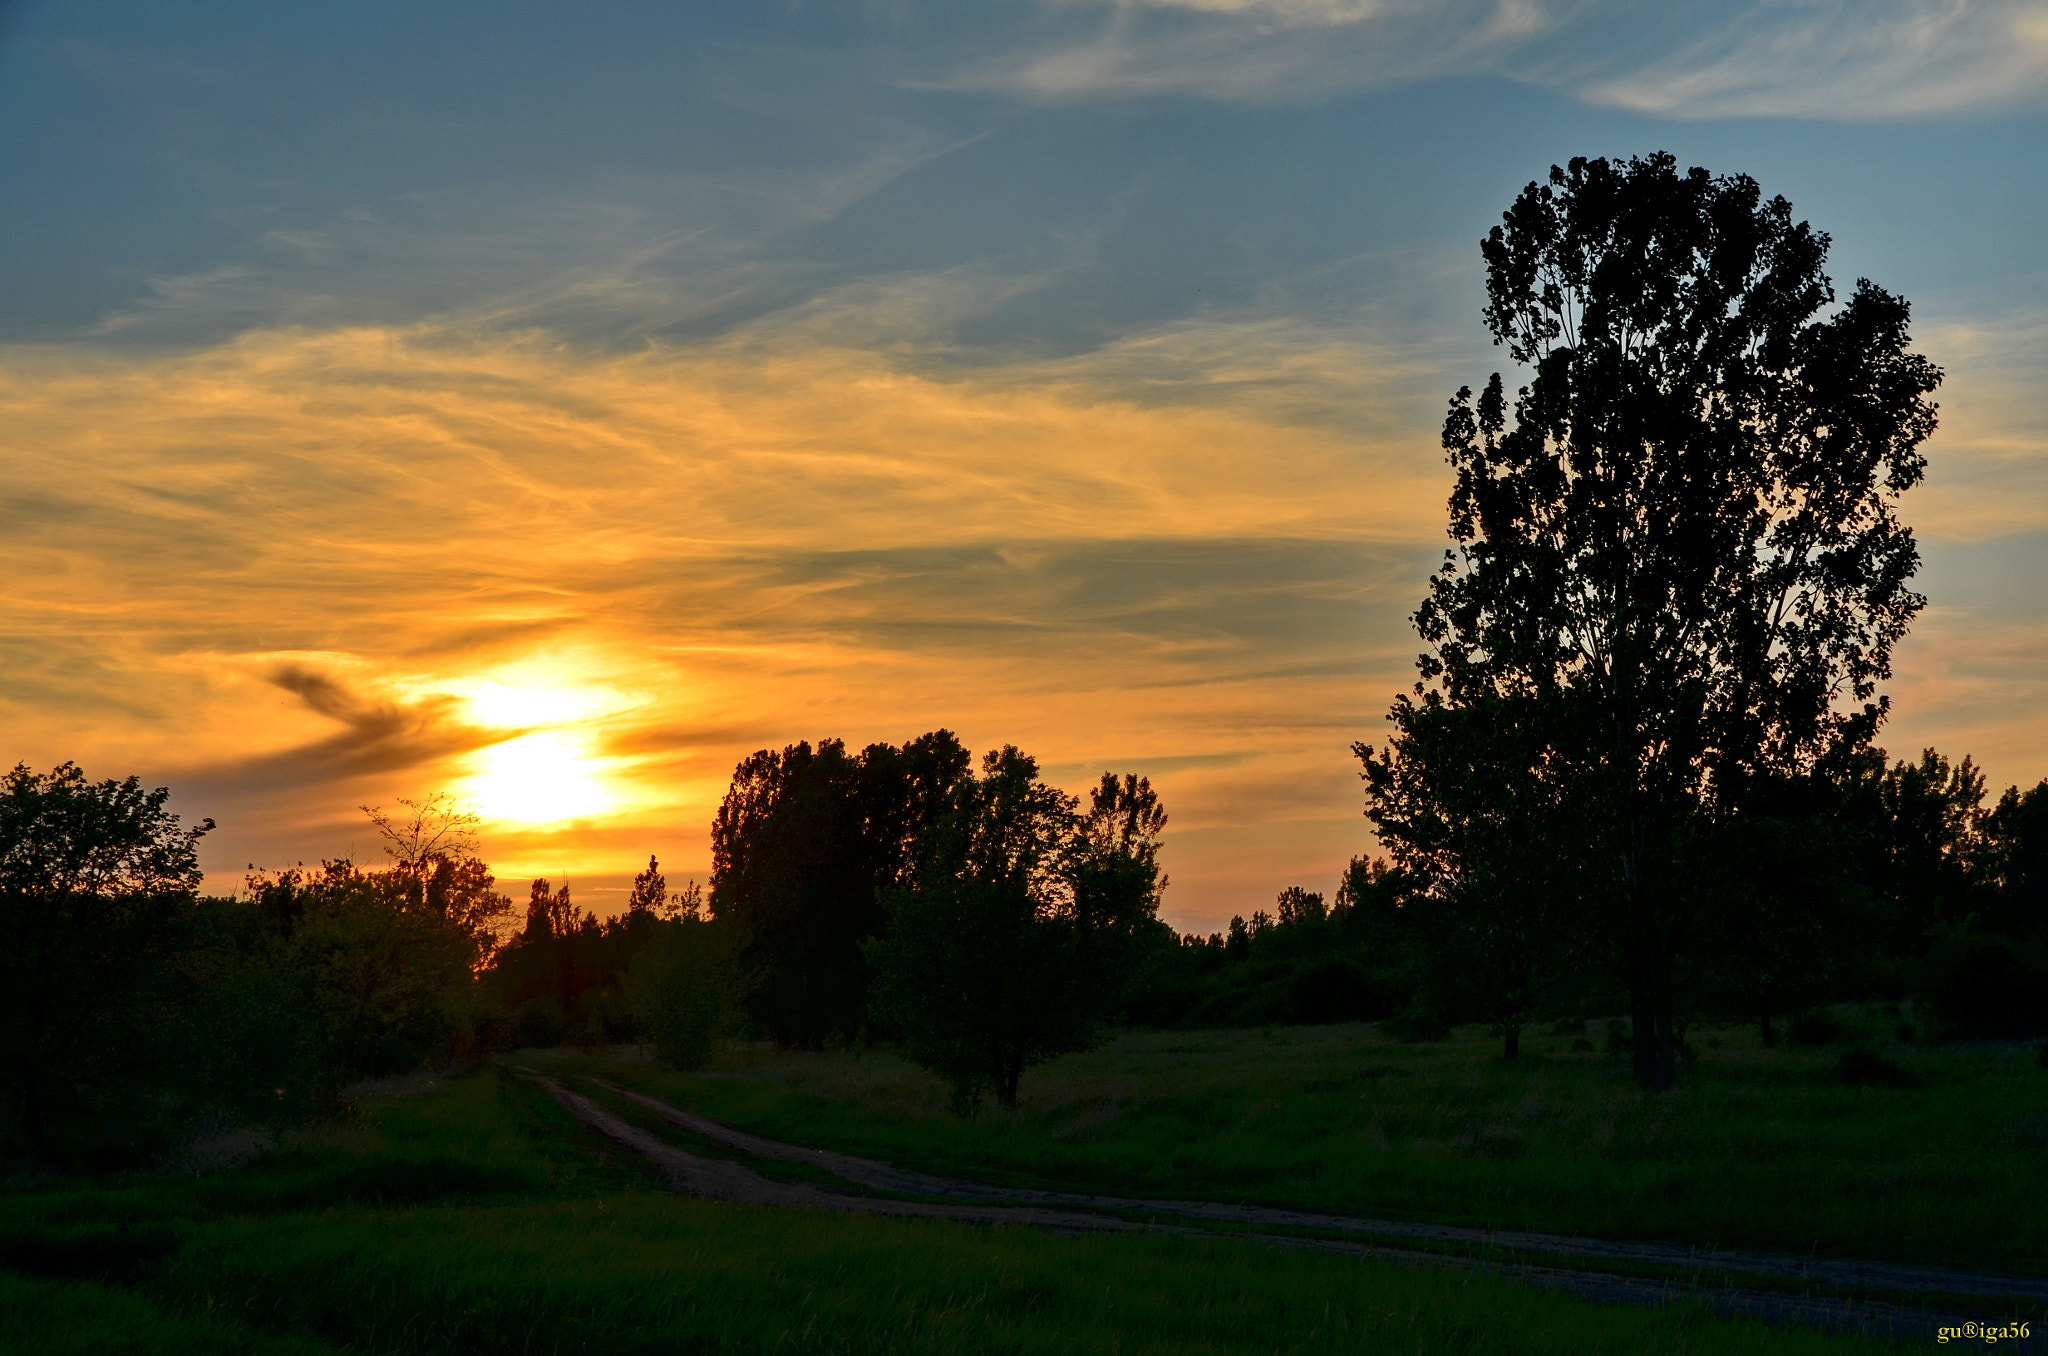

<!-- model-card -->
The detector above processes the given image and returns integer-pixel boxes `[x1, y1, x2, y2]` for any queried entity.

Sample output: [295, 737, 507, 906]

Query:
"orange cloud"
[2, 304, 2043, 929]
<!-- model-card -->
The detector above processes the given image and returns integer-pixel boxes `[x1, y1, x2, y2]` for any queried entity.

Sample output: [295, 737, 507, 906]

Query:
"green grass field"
[536, 1017, 2048, 1276]
[0, 1060, 1927, 1354]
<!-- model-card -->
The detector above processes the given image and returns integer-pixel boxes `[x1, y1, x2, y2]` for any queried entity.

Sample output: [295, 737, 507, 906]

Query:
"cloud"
[1908, 297, 2048, 542]
[4, 268, 2039, 926]
[0, 306, 1446, 923]
[1565, 0, 2048, 119]
[929, 0, 2048, 119]
[212, 664, 497, 791]
[932, 0, 1550, 103]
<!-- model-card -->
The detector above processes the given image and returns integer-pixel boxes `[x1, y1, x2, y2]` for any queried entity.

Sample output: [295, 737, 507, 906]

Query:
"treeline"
[8, 731, 2042, 1165]
[0, 731, 1171, 1164]
[1143, 748, 2048, 1054]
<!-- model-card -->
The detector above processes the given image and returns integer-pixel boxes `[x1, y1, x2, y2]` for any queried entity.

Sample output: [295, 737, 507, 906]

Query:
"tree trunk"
[1759, 1007, 1777, 1048]
[1502, 1023, 1520, 1060]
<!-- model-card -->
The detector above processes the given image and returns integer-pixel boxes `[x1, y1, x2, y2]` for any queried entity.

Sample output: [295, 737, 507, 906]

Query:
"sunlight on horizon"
[463, 730, 615, 828]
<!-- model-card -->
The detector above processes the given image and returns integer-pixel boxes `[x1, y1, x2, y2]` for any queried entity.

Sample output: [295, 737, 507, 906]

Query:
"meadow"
[538, 1014, 2048, 1277]
[0, 1050, 1946, 1355]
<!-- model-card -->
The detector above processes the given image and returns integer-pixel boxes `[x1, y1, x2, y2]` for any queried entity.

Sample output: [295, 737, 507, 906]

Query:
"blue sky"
[3, 0, 2045, 924]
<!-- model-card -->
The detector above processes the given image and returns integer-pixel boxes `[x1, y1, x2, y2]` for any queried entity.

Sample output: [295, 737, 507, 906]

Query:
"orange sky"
[5, 6, 2047, 932]
[5, 300, 2045, 931]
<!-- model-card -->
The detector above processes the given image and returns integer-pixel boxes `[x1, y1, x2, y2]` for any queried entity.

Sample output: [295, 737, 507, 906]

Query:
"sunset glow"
[3, 5, 2044, 927]
[465, 732, 615, 829]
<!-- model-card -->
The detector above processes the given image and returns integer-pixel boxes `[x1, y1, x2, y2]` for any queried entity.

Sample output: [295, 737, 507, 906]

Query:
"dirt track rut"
[524, 1070, 2041, 1347]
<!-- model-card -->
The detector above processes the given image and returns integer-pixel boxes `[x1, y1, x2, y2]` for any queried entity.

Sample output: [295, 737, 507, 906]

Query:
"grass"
[0, 1061, 1923, 1353]
[532, 1016, 2048, 1276]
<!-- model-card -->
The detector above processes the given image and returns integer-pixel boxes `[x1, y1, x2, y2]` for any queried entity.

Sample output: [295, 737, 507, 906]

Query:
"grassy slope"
[541, 1019, 2048, 1275]
[0, 1064, 1912, 1354]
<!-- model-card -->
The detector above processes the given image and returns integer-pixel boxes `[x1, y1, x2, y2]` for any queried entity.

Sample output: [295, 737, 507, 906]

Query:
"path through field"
[524, 1070, 2042, 1348]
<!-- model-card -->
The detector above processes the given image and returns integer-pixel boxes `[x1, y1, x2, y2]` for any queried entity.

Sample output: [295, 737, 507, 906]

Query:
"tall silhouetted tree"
[710, 732, 970, 1047]
[1363, 153, 1941, 1088]
[0, 763, 212, 1162]
[1982, 778, 2048, 938]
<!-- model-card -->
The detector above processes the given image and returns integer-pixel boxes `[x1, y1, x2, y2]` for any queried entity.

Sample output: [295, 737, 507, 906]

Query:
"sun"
[459, 680, 599, 730]
[465, 730, 613, 826]
[448, 678, 622, 827]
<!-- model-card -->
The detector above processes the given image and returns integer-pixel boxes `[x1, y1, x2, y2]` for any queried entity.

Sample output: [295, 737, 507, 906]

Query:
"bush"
[512, 997, 566, 1050]
[1835, 1048, 1917, 1089]
[1380, 1003, 1452, 1044]
[1922, 932, 2048, 1041]
[626, 922, 726, 1071]
[1604, 1019, 1629, 1056]
[1787, 1009, 1845, 1046]
[1288, 959, 1378, 1024]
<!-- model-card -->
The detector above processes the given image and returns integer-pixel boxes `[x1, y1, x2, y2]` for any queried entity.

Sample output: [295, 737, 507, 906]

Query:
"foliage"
[1362, 153, 1942, 1088]
[711, 732, 971, 1047]
[0, 762, 212, 1164]
[359, 795, 513, 968]
[1358, 696, 1585, 1057]
[481, 857, 714, 1050]
[623, 916, 729, 1071]
[866, 749, 1169, 1109]
[237, 859, 480, 1084]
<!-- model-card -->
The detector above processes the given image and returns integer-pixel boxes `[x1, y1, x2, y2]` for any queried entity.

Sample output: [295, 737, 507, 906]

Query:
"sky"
[3, 0, 2046, 930]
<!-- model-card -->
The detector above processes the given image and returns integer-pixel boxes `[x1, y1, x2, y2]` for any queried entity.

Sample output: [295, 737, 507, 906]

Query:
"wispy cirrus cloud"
[0, 301, 1446, 924]
[1566, 0, 2048, 119]
[932, 0, 2048, 119]
[931, 0, 1552, 103]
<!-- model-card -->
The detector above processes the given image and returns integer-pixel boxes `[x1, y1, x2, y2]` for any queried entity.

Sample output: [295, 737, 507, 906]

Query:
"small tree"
[866, 750, 1167, 1110]
[362, 794, 512, 967]
[1364, 153, 1940, 1087]
[0, 763, 212, 1161]
[1363, 696, 1584, 1058]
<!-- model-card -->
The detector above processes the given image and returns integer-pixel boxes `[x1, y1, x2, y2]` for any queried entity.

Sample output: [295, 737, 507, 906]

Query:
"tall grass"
[546, 1019, 2048, 1273]
[156, 1195, 1906, 1356]
[0, 1063, 1915, 1354]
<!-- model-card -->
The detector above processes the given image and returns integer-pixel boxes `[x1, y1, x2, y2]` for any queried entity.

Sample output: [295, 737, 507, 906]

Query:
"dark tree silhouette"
[0, 762, 211, 1161]
[1362, 153, 1941, 1088]
[710, 732, 970, 1048]
[627, 854, 667, 916]
[1363, 695, 1584, 1058]
[867, 750, 1169, 1109]
[362, 794, 511, 967]
[1982, 778, 2048, 937]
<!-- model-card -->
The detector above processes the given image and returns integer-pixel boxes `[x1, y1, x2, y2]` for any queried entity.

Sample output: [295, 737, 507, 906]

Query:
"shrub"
[1836, 1048, 1917, 1089]
[1380, 1003, 1452, 1044]
[1922, 933, 2048, 1041]
[1604, 1019, 1629, 1056]
[626, 922, 726, 1071]
[1787, 1009, 1845, 1046]
[1289, 959, 1377, 1024]
[512, 996, 566, 1050]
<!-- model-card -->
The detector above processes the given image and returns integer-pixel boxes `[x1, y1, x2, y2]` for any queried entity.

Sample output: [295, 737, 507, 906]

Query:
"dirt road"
[525, 1070, 2041, 1347]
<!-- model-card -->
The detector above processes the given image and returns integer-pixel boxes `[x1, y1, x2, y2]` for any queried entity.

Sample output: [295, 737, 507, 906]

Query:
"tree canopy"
[1361, 153, 1942, 1087]
[0, 763, 213, 1161]
[865, 749, 1170, 1109]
